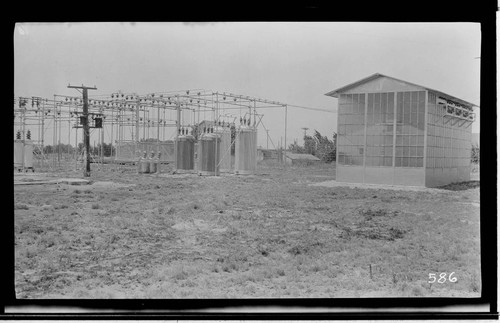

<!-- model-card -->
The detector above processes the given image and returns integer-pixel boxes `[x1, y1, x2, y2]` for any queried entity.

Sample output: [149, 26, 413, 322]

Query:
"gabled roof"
[325, 73, 478, 108]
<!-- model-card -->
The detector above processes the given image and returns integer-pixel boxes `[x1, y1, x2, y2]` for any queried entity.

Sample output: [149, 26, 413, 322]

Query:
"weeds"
[171, 266, 189, 281]
[359, 207, 399, 220]
[470, 272, 480, 292]
[14, 162, 479, 298]
[439, 181, 480, 191]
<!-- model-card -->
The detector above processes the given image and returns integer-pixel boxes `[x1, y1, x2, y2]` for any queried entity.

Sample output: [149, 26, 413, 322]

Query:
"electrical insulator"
[27, 130, 31, 140]
[243, 117, 246, 125]
[16, 130, 21, 140]
[203, 127, 207, 133]
[186, 90, 189, 95]
[178, 128, 181, 134]
[248, 118, 251, 126]
[240, 117, 243, 124]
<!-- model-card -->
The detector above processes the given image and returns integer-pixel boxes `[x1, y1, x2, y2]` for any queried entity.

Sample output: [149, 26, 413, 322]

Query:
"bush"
[471, 144, 479, 164]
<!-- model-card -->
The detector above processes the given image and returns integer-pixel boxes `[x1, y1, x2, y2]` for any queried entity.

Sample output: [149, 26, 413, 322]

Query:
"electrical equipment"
[198, 133, 220, 176]
[214, 125, 232, 172]
[94, 117, 103, 128]
[234, 125, 257, 175]
[175, 134, 195, 172]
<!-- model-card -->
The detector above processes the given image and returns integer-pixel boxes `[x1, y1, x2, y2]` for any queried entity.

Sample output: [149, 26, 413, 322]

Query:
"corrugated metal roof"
[285, 153, 321, 161]
[325, 73, 478, 108]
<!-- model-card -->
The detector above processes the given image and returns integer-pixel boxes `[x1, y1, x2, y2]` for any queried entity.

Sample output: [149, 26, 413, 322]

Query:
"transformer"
[214, 126, 232, 172]
[175, 134, 195, 172]
[234, 125, 257, 175]
[197, 133, 220, 176]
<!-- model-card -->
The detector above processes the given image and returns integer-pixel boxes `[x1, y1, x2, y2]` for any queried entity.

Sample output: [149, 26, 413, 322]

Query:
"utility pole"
[135, 96, 140, 159]
[302, 127, 309, 154]
[68, 84, 97, 177]
[284, 105, 287, 167]
[266, 129, 269, 149]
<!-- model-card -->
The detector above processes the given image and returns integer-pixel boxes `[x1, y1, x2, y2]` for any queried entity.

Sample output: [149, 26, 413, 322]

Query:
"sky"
[14, 22, 481, 148]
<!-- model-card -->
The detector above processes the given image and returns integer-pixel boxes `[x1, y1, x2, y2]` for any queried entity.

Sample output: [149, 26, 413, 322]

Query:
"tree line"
[288, 130, 337, 163]
[41, 143, 116, 157]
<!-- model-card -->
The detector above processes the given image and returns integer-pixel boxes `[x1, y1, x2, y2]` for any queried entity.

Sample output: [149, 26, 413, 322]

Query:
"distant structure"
[285, 153, 320, 166]
[325, 73, 477, 187]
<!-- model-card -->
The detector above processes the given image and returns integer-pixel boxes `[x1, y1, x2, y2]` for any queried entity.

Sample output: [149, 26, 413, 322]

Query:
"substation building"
[325, 73, 477, 187]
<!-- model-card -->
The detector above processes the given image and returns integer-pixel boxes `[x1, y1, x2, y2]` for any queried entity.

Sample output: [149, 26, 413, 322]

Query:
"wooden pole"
[136, 98, 140, 159]
[68, 84, 97, 177]
[284, 105, 287, 167]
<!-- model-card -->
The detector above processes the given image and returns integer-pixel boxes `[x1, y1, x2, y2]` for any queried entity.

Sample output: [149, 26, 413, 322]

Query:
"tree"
[43, 145, 53, 154]
[304, 135, 316, 155]
[288, 130, 336, 162]
[288, 139, 305, 153]
[312, 130, 336, 163]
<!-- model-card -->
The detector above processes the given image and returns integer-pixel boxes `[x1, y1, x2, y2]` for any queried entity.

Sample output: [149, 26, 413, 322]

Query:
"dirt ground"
[13, 161, 481, 298]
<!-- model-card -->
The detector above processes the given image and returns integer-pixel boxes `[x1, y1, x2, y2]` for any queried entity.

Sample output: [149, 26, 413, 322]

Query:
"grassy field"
[14, 161, 481, 298]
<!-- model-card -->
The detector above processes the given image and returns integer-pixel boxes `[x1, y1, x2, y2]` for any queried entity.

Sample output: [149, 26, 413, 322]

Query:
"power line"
[287, 104, 336, 113]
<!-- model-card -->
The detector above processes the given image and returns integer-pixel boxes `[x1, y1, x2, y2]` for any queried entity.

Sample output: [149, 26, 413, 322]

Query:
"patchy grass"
[14, 162, 480, 298]
[15, 203, 29, 210]
[438, 181, 480, 191]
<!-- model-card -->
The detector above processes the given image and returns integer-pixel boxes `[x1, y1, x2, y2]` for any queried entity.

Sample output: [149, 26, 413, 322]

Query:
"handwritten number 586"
[429, 272, 457, 283]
